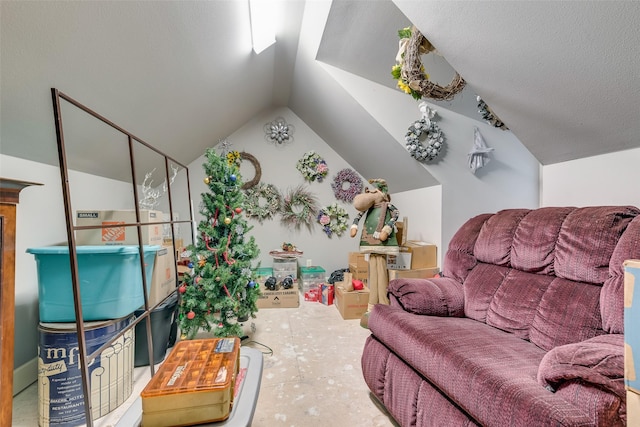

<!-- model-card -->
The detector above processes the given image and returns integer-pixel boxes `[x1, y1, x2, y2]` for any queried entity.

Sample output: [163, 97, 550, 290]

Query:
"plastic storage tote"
[134, 292, 179, 367]
[27, 245, 160, 322]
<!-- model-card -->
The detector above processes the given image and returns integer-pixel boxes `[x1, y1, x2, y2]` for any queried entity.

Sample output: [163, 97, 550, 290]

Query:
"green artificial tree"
[178, 147, 260, 339]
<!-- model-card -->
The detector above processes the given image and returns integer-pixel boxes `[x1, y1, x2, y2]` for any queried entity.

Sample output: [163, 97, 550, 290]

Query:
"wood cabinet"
[0, 178, 41, 426]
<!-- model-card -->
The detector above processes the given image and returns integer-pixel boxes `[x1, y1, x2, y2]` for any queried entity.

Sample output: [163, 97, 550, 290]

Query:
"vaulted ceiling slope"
[393, 0, 640, 165]
[2, 1, 639, 191]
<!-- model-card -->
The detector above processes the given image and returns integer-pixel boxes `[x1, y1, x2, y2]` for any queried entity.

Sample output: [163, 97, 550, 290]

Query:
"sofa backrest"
[442, 206, 640, 351]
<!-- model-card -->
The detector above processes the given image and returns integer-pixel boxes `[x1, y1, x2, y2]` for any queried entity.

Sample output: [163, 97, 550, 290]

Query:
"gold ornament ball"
[204, 176, 211, 185]
[224, 217, 231, 225]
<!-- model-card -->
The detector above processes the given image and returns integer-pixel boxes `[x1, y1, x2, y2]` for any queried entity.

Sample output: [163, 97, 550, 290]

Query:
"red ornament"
[178, 285, 187, 294]
[234, 207, 242, 214]
[195, 276, 202, 284]
[187, 311, 195, 320]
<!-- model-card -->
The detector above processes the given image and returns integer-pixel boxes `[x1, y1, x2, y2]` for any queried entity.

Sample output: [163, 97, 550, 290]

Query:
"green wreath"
[281, 185, 319, 231]
[317, 203, 349, 238]
[243, 182, 282, 221]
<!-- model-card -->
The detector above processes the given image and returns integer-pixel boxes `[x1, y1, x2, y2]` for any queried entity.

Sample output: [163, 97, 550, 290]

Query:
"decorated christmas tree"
[178, 147, 260, 339]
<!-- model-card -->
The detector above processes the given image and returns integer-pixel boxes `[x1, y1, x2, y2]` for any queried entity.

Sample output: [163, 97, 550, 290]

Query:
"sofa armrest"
[537, 334, 625, 400]
[387, 277, 465, 317]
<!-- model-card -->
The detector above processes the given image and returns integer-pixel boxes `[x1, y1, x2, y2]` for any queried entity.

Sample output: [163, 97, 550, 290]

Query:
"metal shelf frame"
[50, 88, 195, 426]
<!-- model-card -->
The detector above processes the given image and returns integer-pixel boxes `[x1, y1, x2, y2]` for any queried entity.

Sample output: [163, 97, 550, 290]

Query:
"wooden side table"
[0, 178, 42, 426]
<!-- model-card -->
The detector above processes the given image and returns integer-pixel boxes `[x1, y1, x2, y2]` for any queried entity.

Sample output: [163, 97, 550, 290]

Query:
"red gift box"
[304, 288, 320, 302]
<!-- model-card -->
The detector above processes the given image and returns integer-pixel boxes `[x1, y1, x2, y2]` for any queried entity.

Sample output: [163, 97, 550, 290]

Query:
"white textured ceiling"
[2, 1, 639, 190]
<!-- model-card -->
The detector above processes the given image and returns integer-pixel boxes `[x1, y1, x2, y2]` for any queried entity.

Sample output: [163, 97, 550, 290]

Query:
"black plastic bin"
[134, 292, 178, 367]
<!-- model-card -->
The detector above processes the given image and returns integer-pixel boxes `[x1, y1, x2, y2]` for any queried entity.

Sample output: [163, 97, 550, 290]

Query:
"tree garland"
[296, 151, 329, 183]
[405, 102, 445, 162]
[280, 185, 319, 231]
[317, 203, 349, 238]
[243, 182, 281, 221]
[331, 168, 363, 203]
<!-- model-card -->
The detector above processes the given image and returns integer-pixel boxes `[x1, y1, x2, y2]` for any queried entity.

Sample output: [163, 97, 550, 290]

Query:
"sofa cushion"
[602, 214, 640, 333]
[529, 277, 604, 351]
[554, 206, 638, 284]
[485, 269, 554, 339]
[474, 209, 530, 266]
[387, 277, 464, 317]
[442, 213, 492, 283]
[511, 206, 574, 274]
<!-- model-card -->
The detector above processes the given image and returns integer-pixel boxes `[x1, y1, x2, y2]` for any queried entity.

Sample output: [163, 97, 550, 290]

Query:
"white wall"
[0, 154, 135, 392]
[541, 147, 640, 207]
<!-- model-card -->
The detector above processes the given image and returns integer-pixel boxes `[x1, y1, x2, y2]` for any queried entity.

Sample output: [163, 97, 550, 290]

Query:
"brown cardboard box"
[348, 252, 368, 270]
[148, 245, 177, 307]
[349, 263, 368, 284]
[257, 282, 300, 309]
[387, 241, 437, 270]
[75, 209, 164, 246]
[388, 267, 439, 281]
[335, 285, 370, 320]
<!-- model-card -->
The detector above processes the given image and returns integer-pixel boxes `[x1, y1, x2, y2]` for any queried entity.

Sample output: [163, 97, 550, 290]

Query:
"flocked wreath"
[317, 203, 349, 238]
[243, 182, 282, 221]
[280, 185, 319, 231]
[331, 168, 363, 203]
[296, 151, 329, 183]
[393, 26, 466, 101]
[405, 102, 445, 162]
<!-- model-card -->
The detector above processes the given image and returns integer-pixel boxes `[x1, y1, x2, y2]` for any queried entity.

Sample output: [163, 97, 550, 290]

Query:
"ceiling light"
[249, 0, 276, 54]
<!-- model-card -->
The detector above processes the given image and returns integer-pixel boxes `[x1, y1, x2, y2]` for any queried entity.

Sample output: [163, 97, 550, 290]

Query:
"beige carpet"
[12, 299, 398, 426]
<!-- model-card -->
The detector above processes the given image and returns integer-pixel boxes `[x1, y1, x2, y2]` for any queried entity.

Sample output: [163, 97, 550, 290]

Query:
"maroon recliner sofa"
[362, 206, 640, 426]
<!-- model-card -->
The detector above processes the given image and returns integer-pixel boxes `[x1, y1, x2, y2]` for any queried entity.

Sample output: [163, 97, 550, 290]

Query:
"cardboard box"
[257, 282, 300, 309]
[335, 285, 370, 320]
[387, 241, 437, 270]
[349, 259, 368, 283]
[388, 267, 440, 281]
[625, 259, 640, 393]
[348, 252, 368, 270]
[148, 245, 177, 307]
[76, 209, 164, 246]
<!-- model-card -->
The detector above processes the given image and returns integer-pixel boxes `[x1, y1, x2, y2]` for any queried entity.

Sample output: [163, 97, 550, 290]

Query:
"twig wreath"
[477, 96, 509, 130]
[331, 168, 363, 203]
[296, 151, 329, 183]
[317, 203, 349, 238]
[405, 102, 445, 162]
[239, 152, 261, 189]
[280, 185, 319, 231]
[243, 181, 282, 222]
[393, 26, 466, 101]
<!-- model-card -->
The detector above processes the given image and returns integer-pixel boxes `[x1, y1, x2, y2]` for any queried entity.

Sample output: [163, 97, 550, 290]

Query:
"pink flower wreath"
[331, 168, 363, 203]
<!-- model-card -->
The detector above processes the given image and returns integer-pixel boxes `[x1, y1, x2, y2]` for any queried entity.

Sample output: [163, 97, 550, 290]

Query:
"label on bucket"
[38, 316, 135, 427]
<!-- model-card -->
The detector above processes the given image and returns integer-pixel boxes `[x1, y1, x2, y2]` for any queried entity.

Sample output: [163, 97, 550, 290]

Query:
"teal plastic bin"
[27, 245, 160, 322]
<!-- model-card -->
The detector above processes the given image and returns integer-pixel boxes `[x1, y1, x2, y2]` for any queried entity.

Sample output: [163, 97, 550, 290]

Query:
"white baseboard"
[13, 357, 37, 396]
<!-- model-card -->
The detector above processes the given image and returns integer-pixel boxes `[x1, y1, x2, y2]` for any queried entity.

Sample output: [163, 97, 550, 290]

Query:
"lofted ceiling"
[1, 1, 639, 192]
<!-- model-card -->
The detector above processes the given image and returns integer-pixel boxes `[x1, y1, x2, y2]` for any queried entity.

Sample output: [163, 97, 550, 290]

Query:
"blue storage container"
[27, 245, 160, 322]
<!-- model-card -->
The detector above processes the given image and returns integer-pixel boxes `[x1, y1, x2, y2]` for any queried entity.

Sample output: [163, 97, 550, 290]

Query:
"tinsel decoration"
[477, 96, 509, 130]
